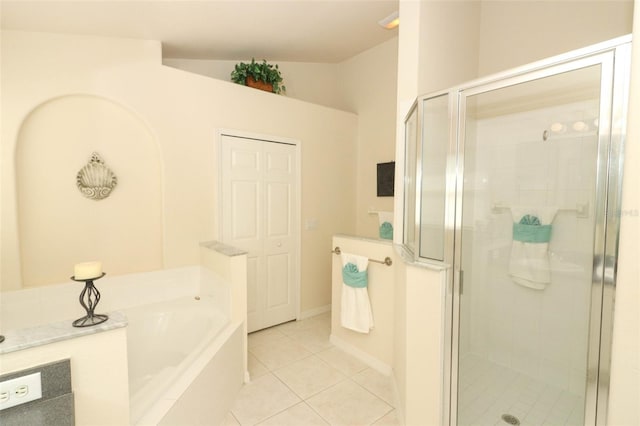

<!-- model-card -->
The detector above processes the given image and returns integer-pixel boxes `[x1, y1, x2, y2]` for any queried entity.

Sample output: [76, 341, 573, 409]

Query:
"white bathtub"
[123, 276, 244, 425]
[0, 260, 247, 426]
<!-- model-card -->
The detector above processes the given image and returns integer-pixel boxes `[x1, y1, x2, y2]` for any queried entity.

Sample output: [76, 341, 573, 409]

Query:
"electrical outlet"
[305, 218, 318, 230]
[0, 372, 42, 410]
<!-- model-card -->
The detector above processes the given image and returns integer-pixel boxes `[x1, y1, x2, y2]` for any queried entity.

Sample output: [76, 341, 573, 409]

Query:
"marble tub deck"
[0, 312, 127, 354]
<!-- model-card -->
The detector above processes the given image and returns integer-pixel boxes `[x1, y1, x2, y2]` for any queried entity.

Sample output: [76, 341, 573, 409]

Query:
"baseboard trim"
[329, 334, 392, 376]
[298, 304, 331, 320]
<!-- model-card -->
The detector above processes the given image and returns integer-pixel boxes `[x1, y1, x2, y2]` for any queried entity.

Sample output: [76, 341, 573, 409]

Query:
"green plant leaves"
[230, 57, 286, 94]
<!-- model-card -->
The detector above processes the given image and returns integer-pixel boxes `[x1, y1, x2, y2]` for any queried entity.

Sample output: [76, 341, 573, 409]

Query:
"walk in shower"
[403, 36, 631, 425]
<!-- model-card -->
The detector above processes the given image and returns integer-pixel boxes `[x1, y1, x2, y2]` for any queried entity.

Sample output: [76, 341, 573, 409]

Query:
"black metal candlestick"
[71, 273, 108, 327]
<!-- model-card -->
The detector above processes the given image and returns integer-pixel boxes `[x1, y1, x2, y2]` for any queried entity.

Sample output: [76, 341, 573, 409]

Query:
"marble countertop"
[333, 234, 394, 245]
[0, 312, 128, 355]
[200, 240, 247, 257]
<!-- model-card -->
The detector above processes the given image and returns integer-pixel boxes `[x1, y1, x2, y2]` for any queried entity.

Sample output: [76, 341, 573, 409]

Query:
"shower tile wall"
[460, 100, 599, 397]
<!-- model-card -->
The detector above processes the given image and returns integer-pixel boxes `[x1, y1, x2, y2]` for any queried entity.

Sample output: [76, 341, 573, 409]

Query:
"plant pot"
[245, 76, 274, 93]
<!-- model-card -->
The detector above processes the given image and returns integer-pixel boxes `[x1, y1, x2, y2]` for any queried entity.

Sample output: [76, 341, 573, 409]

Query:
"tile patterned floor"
[457, 354, 585, 426]
[224, 312, 400, 426]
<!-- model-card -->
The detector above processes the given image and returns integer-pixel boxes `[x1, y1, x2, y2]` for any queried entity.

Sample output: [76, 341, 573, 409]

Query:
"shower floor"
[457, 354, 584, 426]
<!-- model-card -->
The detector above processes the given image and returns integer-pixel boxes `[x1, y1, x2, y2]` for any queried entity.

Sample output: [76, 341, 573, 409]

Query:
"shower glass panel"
[456, 65, 603, 426]
[419, 94, 449, 261]
[404, 104, 419, 254]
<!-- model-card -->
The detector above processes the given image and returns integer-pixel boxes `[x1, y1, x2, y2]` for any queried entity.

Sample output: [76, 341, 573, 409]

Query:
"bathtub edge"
[135, 320, 244, 425]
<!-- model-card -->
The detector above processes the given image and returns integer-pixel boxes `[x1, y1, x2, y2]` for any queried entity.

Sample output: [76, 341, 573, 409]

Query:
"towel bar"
[491, 202, 589, 218]
[331, 246, 393, 266]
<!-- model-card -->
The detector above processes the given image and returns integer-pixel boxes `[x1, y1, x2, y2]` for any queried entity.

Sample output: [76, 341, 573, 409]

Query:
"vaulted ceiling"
[0, 0, 399, 62]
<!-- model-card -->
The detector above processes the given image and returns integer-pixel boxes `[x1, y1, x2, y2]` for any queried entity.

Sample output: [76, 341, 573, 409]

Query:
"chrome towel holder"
[332, 246, 393, 266]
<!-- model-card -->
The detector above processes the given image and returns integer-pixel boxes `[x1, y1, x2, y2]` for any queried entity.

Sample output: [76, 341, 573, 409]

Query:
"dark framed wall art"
[377, 161, 395, 197]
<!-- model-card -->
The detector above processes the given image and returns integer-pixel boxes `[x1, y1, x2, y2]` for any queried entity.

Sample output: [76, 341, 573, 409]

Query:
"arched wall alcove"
[15, 94, 163, 287]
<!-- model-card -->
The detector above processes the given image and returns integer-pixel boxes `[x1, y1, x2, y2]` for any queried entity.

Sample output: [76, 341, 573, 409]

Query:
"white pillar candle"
[74, 261, 102, 280]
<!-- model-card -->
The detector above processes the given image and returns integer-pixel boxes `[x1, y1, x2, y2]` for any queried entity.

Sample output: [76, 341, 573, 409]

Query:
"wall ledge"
[394, 244, 450, 272]
[200, 240, 247, 257]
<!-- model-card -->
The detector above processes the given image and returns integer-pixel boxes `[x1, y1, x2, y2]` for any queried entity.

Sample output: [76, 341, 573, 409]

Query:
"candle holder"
[71, 273, 108, 327]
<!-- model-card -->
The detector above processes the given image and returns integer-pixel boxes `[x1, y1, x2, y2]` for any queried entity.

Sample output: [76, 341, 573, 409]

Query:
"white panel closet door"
[221, 135, 298, 332]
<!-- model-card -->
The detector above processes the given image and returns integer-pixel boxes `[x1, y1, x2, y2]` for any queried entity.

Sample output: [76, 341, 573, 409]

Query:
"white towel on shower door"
[508, 206, 557, 290]
[341, 253, 374, 334]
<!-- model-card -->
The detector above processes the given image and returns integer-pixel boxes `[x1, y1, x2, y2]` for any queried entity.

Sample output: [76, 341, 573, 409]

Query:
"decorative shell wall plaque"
[76, 152, 117, 200]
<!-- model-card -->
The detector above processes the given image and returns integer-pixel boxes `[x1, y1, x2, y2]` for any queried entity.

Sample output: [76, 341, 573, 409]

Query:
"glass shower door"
[454, 59, 613, 426]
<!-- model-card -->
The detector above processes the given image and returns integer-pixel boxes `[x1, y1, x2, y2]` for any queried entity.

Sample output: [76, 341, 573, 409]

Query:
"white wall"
[608, 1, 640, 424]
[16, 95, 163, 287]
[478, 0, 634, 76]
[339, 38, 398, 239]
[415, 0, 634, 92]
[1, 33, 166, 291]
[0, 31, 358, 316]
[166, 39, 400, 241]
[418, 0, 481, 94]
[392, 4, 421, 423]
[163, 58, 346, 111]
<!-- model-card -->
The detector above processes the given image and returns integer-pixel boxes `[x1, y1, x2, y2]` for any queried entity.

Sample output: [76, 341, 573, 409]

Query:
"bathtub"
[119, 268, 244, 425]
[0, 264, 246, 426]
[125, 295, 242, 425]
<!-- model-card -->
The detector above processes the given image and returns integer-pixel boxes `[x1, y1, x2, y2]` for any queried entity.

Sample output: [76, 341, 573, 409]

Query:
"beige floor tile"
[222, 412, 241, 426]
[286, 326, 332, 353]
[316, 346, 369, 376]
[231, 373, 301, 425]
[257, 402, 329, 426]
[352, 368, 395, 407]
[307, 312, 331, 328]
[248, 327, 288, 349]
[372, 409, 401, 425]
[275, 317, 324, 335]
[231, 313, 402, 426]
[306, 380, 393, 426]
[313, 310, 331, 320]
[248, 353, 270, 379]
[311, 318, 331, 330]
[249, 337, 313, 370]
[273, 355, 346, 399]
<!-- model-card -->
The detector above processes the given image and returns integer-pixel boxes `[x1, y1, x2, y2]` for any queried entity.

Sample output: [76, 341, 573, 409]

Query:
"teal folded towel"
[379, 222, 393, 240]
[342, 263, 368, 288]
[513, 214, 552, 243]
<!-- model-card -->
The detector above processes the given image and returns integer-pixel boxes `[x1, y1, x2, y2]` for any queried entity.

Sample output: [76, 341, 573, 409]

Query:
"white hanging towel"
[340, 253, 374, 333]
[508, 207, 558, 290]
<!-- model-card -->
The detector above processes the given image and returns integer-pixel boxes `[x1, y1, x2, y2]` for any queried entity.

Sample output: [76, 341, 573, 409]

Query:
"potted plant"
[230, 58, 286, 94]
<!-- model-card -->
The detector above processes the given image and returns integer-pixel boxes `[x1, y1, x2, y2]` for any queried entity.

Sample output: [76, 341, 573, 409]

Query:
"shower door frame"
[444, 36, 632, 426]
